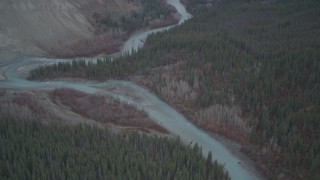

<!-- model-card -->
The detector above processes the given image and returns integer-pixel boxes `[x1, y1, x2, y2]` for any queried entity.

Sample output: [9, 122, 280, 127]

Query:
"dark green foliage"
[0, 119, 230, 179]
[95, 0, 172, 33]
[28, 0, 320, 177]
[28, 59, 127, 80]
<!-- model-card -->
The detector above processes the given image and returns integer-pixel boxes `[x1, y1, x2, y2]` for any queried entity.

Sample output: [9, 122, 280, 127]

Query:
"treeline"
[28, 0, 320, 178]
[94, 0, 172, 33]
[0, 119, 230, 179]
[28, 57, 140, 80]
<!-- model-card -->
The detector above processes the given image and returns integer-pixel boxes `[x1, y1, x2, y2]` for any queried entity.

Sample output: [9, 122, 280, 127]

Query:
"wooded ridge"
[29, 0, 320, 178]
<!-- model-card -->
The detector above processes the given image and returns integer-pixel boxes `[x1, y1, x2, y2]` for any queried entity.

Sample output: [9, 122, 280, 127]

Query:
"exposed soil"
[0, 0, 135, 62]
[0, 0, 179, 62]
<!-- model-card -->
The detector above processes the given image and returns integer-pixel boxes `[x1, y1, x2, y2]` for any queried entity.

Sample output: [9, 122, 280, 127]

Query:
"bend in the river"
[122, 0, 192, 54]
[0, 0, 262, 179]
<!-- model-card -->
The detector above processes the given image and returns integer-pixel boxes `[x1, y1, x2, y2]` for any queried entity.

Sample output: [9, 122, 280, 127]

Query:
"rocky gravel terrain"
[0, 0, 137, 62]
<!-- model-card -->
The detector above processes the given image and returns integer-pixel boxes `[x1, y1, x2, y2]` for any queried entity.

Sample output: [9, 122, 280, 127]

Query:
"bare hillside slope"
[0, 0, 137, 62]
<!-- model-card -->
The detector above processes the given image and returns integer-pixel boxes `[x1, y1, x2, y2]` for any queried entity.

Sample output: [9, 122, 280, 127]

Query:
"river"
[0, 0, 262, 179]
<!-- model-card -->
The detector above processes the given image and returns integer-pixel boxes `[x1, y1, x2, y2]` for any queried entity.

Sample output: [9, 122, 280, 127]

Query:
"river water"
[0, 0, 262, 179]
[122, 0, 192, 54]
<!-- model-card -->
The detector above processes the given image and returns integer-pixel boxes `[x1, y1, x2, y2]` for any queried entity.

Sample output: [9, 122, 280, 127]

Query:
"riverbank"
[0, 0, 265, 179]
[0, 0, 178, 62]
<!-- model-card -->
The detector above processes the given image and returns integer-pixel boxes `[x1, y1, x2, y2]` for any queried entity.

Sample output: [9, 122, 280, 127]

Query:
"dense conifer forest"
[0, 119, 229, 179]
[94, 0, 173, 34]
[29, 0, 320, 178]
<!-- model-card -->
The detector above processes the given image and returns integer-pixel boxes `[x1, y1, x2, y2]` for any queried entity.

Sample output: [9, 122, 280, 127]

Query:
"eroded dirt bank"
[0, 0, 177, 62]
[0, 0, 124, 61]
